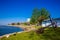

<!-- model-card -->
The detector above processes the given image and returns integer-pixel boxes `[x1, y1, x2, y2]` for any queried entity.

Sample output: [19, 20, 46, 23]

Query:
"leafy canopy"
[30, 8, 50, 24]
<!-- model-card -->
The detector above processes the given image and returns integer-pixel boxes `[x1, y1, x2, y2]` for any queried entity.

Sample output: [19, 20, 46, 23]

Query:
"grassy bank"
[0, 27, 60, 40]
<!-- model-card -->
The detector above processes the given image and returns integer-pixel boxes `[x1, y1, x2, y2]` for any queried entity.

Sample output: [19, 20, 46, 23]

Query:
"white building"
[42, 18, 60, 27]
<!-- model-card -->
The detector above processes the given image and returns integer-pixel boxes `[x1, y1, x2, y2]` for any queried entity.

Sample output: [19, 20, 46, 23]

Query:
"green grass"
[0, 27, 60, 40]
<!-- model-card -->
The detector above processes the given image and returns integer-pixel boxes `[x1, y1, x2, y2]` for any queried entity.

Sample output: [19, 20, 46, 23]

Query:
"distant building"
[42, 18, 60, 27]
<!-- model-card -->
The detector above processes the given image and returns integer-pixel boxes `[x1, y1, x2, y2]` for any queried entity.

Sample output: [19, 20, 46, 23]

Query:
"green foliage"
[30, 8, 49, 25]
[23, 22, 27, 25]
[17, 22, 20, 25]
[11, 23, 15, 25]
[38, 8, 50, 25]
[30, 8, 40, 24]
[30, 17, 37, 24]
[40, 8, 49, 19]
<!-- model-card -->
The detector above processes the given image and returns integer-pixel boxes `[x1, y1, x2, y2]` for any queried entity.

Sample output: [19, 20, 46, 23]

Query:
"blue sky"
[0, 0, 60, 25]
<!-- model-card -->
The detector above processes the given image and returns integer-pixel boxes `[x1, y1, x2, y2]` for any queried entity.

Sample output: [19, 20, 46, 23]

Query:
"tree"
[17, 22, 20, 25]
[38, 8, 49, 26]
[11, 23, 15, 25]
[30, 8, 40, 24]
[30, 8, 49, 25]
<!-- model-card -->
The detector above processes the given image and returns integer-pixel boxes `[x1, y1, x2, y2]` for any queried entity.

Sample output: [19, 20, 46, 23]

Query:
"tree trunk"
[39, 22, 42, 26]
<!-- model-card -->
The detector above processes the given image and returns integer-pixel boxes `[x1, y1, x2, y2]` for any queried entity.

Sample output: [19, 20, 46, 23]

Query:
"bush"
[11, 23, 15, 25]
[17, 22, 20, 25]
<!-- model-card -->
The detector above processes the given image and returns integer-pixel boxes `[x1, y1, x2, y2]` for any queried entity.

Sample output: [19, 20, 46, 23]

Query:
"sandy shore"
[8, 25, 36, 31]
